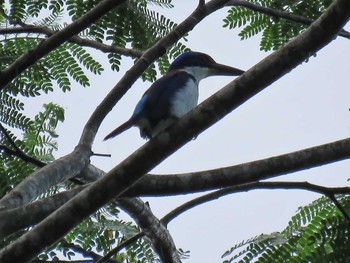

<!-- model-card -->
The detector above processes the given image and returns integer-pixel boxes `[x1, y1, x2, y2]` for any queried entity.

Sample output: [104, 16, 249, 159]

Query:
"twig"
[0, 25, 143, 58]
[92, 152, 111, 157]
[0, 123, 46, 167]
[96, 232, 144, 263]
[326, 194, 350, 224]
[160, 181, 350, 226]
[60, 239, 121, 263]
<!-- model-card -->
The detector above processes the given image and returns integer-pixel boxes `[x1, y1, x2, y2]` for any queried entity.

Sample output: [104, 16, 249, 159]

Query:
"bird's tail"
[103, 117, 135, 141]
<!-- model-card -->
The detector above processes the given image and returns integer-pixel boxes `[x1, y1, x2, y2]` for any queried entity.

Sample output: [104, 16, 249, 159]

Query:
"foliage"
[39, 205, 160, 262]
[0, 103, 64, 198]
[0, 0, 186, 143]
[222, 195, 350, 262]
[223, 0, 333, 51]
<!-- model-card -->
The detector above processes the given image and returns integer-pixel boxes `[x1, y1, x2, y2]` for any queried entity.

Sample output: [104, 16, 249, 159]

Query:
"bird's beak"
[209, 62, 244, 76]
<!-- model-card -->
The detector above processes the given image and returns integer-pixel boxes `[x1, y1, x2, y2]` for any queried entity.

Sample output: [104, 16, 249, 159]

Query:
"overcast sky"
[24, 1, 350, 262]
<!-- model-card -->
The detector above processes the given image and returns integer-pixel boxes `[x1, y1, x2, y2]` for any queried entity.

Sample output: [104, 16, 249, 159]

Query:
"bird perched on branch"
[104, 51, 244, 140]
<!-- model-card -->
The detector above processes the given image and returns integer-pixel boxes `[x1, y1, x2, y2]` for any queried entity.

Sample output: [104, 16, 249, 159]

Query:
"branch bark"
[59, 239, 120, 263]
[0, 123, 46, 167]
[0, 186, 85, 239]
[0, 145, 91, 210]
[128, 137, 350, 196]
[117, 198, 181, 263]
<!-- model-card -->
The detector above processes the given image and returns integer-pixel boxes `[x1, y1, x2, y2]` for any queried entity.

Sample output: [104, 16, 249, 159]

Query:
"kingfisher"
[104, 51, 244, 140]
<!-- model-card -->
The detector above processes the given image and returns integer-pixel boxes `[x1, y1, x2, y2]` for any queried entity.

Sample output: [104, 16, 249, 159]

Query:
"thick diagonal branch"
[117, 198, 181, 263]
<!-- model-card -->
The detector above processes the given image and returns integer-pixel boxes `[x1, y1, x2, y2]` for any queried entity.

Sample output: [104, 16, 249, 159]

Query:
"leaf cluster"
[0, 103, 64, 198]
[39, 205, 160, 262]
[223, 0, 333, 51]
[222, 195, 350, 262]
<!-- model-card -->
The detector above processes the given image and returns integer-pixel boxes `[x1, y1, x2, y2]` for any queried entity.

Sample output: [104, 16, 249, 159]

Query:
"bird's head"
[168, 51, 244, 81]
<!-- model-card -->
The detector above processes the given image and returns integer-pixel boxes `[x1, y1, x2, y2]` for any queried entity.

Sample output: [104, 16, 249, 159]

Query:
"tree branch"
[0, 123, 46, 167]
[0, 143, 91, 210]
[325, 193, 350, 224]
[161, 181, 350, 226]
[59, 239, 120, 263]
[116, 198, 181, 263]
[103, 181, 350, 262]
[0, 186, 85, 239]
[0, 25, 143, 58]
[127, 137, 350, 196]
[227, 0, 350, 39]
[0, 0, 127, 90]
[96, 232, 144, 263]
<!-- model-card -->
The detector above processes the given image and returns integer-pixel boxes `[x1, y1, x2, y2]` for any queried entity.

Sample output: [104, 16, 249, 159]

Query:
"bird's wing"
[141, 70, 192, 123]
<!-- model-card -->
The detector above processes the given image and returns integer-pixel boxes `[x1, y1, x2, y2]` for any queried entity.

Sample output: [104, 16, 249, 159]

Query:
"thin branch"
[96, 232, 144, 263]
[116, 198, 181, 263]
[127, 137, 350, 196]
[0, 25, 143, 58]
[0, 123, 23, 153]
[326, 193, 350, 224]
[159, 181, 350, 232]
[0, 0, 127, 90]
[59, 239, 120, 263]
[92, 151, 111, 157]
[227, 0, 350, 39]
[162, 181, 350, 226]
[0, 123, 46, 167]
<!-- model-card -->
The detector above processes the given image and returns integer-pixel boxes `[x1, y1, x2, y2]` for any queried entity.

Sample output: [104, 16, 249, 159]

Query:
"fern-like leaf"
[222, 195, 350, 262]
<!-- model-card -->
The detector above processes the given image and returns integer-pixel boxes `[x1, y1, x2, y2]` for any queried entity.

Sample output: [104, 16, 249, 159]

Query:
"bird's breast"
[170, 80, 199, 118]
